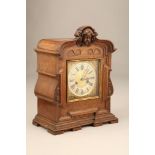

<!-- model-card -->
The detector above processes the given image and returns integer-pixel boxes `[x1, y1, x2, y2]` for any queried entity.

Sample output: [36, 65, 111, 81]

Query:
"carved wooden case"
[33, 26, 118, 135]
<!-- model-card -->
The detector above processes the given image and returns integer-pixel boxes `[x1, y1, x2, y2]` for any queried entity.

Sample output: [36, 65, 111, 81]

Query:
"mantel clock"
[33, 26, 118, 135]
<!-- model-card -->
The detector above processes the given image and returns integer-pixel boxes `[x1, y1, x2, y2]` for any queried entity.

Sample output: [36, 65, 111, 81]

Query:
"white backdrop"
[26, 0, 129, 155]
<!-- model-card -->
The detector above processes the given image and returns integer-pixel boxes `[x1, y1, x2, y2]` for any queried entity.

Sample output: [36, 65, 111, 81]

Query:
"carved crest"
[74, 26, 98, 46]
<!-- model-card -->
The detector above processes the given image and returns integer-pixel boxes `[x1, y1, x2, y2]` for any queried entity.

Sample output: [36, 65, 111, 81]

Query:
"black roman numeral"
[88, 70, 93, 74]
[71, 84, 75, 89]
[88, 81, 93, 86]
[75, 67, 79, 71]
[75, 88, 79, 93]
[89, 77, 95, 79]
[81, 89, 84, 95]
[81, 64, 84, 70]
[69, 79, 74, 82]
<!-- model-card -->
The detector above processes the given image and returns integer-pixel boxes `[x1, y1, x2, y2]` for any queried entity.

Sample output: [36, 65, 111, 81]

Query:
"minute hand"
[81, 69, 89, 80]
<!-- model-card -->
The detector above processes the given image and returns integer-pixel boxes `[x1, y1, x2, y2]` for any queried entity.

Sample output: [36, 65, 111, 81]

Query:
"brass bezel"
[66, 59, 102, 102]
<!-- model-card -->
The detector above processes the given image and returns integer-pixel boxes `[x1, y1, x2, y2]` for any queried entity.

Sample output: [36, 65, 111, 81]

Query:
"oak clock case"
[33, 26, 118, 135]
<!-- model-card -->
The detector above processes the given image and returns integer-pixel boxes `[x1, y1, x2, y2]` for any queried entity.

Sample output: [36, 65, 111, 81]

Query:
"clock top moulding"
[33, 26, 118, 135]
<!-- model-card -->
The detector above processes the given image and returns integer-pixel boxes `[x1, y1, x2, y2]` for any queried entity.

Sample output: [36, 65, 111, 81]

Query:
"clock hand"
[80, 69, 89, 81]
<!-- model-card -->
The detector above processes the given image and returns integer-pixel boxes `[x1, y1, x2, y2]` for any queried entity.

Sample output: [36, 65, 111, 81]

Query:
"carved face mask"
[74, 26, 98, 46]
[83, 29, 93, 46]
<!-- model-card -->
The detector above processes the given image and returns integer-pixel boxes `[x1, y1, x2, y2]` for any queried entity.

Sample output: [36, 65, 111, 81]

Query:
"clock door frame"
[66, 58, 102, 102]
[58, 40, 114, 112]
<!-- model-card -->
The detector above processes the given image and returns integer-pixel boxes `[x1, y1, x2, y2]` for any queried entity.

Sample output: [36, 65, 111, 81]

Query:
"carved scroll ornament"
[108, 78, 113, 96]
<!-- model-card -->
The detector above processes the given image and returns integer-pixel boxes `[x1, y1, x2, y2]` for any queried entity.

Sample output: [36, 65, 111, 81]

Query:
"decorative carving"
[87, 48, 101, 55]
[108, 77, 113, 96]
[67, 50, 75, 57]
[54, 74, 61, 102]
[87, 49, 94, 55]
[94, 48, 101, 55]
[54, 85, 60, 102]
[67, 49, 81, 57]
[75, 49, 81, 55]
[74, 26, 98, 46]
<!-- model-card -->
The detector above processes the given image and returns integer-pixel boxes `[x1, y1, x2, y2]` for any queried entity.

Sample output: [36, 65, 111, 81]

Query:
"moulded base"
[33, 111, 118, 135]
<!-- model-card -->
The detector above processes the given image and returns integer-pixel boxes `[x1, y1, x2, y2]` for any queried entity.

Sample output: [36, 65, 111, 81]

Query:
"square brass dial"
[67, 59, 100, 102]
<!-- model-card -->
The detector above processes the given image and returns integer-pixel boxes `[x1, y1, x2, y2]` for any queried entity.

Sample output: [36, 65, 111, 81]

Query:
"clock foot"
[109, 119, 118, 124]
[72, 126, 81, 131]
[93, 122, 103, 127]
[47, 129, 64, 135]
[32, 120, 40, 127]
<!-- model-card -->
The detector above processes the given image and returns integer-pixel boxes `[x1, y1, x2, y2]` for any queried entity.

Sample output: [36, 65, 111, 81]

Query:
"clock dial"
[68, 62, 96, 97]
[67, 60, 100, 101]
